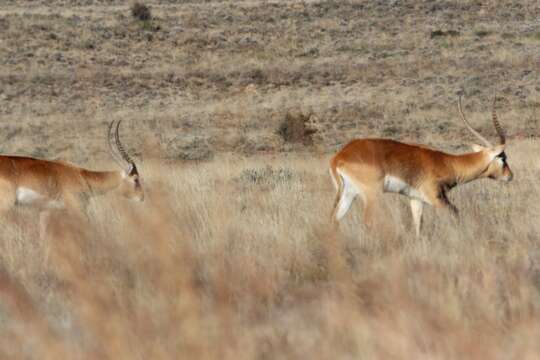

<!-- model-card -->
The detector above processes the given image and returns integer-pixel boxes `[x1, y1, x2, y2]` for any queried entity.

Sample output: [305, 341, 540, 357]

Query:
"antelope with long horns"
[0, 120, 143, 223]
[330, 95, 512, 236]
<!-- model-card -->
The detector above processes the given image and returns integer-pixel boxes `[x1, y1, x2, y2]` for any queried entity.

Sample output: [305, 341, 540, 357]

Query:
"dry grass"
[0, 139, 539, 358]
[1, 0, 540, 358]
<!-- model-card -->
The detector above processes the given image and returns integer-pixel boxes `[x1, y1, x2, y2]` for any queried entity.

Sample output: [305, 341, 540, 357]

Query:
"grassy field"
[0, 0, 539, 358]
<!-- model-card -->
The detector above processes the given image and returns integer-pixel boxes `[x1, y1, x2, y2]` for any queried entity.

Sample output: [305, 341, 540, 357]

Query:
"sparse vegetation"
[474, 29, 493, 38]
[237, 165, 295, 187]
[430, 29, 460, 38]
[277, 112, 317, 145]
[131, 2, 152, 22]
[527, 31, 540, 41]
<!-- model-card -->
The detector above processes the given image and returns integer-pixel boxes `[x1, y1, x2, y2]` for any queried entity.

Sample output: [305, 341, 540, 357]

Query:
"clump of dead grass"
[131, 2, 152, 22]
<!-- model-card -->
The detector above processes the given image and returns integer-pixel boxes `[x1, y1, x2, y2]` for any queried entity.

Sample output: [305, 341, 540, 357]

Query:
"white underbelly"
[383, 176, 425, 201]
[15, 187, 63, 209]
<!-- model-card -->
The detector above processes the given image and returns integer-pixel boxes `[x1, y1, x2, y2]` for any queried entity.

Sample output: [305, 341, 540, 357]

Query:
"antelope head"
[108, 120, 145, 202]
[458, 95, 513, 182]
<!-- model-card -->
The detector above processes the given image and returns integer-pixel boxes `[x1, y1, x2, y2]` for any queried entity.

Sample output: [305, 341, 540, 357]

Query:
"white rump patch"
[383, 176, 426, 202]
[16, 187, 63, 209]
[335, 170, 362, 220]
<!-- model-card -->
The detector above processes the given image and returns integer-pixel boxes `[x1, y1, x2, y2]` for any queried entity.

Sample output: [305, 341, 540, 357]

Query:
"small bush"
[430, 30, 460, 39]
[237, 166, 294, 187]
[131, 2, 152, 22]
[474, 30, 492, 38]
[277, 112, 317, 145]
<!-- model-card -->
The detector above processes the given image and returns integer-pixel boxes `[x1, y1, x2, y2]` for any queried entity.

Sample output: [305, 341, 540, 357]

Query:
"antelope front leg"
[437, 190, 459, 218]
[424, 185, 459, 219]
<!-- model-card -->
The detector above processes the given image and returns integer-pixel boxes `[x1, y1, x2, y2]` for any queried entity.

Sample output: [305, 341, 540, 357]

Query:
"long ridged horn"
[458, 95, 492, 147]
[491, 96, 506, 145]
[114, 120, 134, 165]
[108, 120, 128, 167]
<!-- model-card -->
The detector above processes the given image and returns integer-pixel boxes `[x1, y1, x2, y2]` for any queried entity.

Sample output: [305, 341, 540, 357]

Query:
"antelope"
[330, 96, 512, 236]
[0, 120, 143, 234]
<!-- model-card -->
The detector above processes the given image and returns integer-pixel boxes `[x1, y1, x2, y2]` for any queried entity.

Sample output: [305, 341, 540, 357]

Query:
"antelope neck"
[80, 169, 123, 195]
[447, 151, 492, 184]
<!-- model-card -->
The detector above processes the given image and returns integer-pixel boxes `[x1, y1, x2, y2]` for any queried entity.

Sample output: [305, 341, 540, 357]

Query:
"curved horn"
[108, 120, 128, 167]
[491, 96, 506, 145]
[458, 95, 492, 148]
[114, 120, 134, 165]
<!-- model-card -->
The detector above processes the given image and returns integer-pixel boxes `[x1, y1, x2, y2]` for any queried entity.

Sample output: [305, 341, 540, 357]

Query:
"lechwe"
[329, 96, 512, 236]
[0, 120, 143, 235]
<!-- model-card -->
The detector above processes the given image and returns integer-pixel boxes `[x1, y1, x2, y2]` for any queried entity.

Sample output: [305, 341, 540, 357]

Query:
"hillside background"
[1, 0, 538, 161]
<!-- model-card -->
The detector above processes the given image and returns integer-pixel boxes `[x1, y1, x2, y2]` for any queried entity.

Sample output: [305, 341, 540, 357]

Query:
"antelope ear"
[471, 144, 486, 152]
[128, 163, 138, 176]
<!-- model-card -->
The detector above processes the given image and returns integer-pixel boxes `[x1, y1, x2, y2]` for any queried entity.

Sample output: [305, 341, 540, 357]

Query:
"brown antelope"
[330, 96, 512, 236]
[0, 120, 143, 234]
